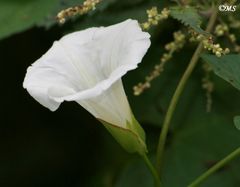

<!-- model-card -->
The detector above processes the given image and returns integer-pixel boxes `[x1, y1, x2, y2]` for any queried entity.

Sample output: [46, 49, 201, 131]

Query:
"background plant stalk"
[156, 7, 218, 173]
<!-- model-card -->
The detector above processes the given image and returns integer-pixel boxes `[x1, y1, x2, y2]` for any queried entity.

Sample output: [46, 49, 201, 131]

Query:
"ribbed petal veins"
[23, 19, 151, 128]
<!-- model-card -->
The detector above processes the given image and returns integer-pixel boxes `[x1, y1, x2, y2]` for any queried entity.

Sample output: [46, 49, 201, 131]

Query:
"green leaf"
[116, 92, 240, 187]
[0, 0, 60, 40]
[170, 6, 207, 35]
[117, 50, 240, 186]
[234, 116, 240, 130]
[0, 0, 117, 40]
[99, 114, 147, 155]
[201, 54, 240, 91]
[162, 96, 240, 187]
[115, 158, 154, 187]
[202, 54, 240, 133]
[40, 0, 117, 28]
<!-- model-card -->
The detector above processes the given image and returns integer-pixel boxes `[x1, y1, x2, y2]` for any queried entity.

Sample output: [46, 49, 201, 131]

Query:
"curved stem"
[142, 154, 162, 187]
[188, 147, 240, 187]
[156, 7, 218, 172]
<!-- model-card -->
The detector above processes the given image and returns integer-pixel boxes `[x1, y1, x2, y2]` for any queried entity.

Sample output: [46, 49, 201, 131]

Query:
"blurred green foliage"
[0, 0, 58, 39]
[0, 0, 240, 187]
[234, 116, 240, 130]
[202, 54, 240, 91]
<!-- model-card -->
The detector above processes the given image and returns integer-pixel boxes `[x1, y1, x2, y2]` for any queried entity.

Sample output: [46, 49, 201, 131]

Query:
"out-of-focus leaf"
[157, 54, 240, 186]
[118, 50, 240, 186]
[0, 0, 117, 40]
[201, 54, 240, 91]
[115, 158, 154, 187]
[117, 92, 240, 187]
[202, 54, 240, 132]
[170, 6, 207, 35]
[40, 0, 117, 28]
[162, 94, 240, 187]
[0, 0, 59, 40]
[234, 116, 240, 130]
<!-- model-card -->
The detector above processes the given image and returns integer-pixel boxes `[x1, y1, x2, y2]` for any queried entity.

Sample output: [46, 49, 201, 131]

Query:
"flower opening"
[23, 19, 150, 129]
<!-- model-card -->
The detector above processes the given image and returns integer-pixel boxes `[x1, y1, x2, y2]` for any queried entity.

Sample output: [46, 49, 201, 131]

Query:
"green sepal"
[98, 114, 147, 155]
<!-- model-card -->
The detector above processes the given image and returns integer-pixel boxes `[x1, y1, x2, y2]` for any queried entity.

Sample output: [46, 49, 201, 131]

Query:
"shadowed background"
[0, 0, 240, 187]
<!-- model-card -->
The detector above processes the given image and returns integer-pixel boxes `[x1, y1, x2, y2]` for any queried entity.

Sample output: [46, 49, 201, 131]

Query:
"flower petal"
[23, 19, 150, 112]
[77, 80, 132, 127]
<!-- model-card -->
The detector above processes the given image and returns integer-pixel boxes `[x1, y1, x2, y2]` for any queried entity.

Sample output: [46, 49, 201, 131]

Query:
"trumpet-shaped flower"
[23, 19, 151, 154]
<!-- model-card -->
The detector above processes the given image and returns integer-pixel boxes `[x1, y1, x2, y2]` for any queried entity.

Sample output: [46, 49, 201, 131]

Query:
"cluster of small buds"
[229, 34, 236, 42]
[141, 7, 170, 30]
[225, 16, 240, 52]
[202, 38, 230, 57]
[202, 63, 214, 113]
[189, 30, 230, 57]
[214, 23, 240, 52]
[165, 31, 186, 52]
[214, 24, 228, 36]
[225, 32, 240, 52]
[133, 31, 186, 96]
[226, 33, 240, 52]
[57, 0, 101, 24]
[234, 45, 240, 52]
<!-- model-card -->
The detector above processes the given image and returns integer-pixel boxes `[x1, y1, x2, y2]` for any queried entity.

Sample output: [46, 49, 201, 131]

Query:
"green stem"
[142, 154, 162, 187]
[156, 7, 218, 172]
[188, 147, 240, 187]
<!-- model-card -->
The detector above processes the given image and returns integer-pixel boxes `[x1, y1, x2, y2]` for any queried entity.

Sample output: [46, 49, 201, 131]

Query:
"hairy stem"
[142, 154, 162, 187]
[156, 7, 218, 172]
[188, 147, 240, 187]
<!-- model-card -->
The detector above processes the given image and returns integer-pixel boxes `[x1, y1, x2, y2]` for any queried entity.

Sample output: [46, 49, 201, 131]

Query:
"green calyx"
[98, 114, 147, 155]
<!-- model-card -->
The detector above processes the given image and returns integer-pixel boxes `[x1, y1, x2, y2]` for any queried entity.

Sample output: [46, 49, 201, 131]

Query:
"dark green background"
[0, 0, 240, 186]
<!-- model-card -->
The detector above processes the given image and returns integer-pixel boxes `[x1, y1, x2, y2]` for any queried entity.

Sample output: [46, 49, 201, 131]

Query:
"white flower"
[23, 19, 150, 153]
